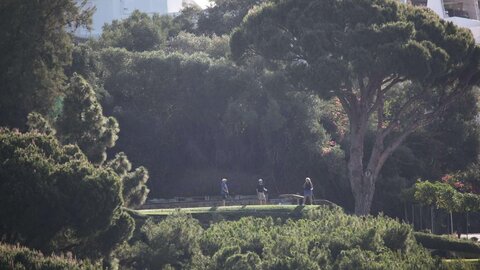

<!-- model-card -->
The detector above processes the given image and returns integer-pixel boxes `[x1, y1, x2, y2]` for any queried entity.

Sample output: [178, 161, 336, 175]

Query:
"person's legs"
[258, 192, 266, 205]
[305, 195, 312, 205]
[303, 190, 314, 205]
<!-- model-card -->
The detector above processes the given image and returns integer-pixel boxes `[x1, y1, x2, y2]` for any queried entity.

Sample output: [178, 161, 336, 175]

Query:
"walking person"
[256, 179, 268, 205]
[303, 177, 314, 205]
[221, 178, 229, 206]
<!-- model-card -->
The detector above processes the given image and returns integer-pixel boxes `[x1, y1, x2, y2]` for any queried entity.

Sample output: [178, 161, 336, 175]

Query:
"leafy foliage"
[99, 48, 349, 202]
[413, 180, 480, 212]
[166, 32, 230, 59]
[27, 112, 56, 136]
[116, 214, 204, 269]
[0, 243, 101, 270]
[196, 0, 268, 35]
[98, 10, 169, 52]
[0, 0, 92, 127]
[231, 0, 480, 214]
[414, 232, 480, 255]
[116, 207, 438, 269]
[107, 152, 150, 209]
[56, 74, 119, 164]
[0, 129, 132, 258]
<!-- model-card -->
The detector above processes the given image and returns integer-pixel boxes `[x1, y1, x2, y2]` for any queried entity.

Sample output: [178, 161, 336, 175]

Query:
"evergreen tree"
[231, 0, 480, 214]
[0, 129, 132, 258]
[57, 74, 119, 164]
[107, 152, 150, 209]
[26, 112, 56, 136]
[0, 0, 93, 127]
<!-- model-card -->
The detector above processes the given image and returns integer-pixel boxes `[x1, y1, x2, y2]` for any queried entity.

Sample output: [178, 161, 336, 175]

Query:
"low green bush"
[414, 232, 480, 255]
[117, 206, 440, 269]
[115, 213, 205, 269]
[0, 243, 100, 270]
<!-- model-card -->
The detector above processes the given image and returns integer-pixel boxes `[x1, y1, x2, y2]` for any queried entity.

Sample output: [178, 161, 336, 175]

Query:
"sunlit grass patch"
[137, 204, 319, 216]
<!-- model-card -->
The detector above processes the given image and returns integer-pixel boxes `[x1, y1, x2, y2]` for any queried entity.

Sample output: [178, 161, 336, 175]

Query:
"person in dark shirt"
[303, 177, 314, 205]
[256, 178, 268, 205]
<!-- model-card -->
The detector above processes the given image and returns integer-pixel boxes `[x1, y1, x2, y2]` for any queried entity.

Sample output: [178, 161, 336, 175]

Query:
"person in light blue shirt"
[221, 178, 229, 206]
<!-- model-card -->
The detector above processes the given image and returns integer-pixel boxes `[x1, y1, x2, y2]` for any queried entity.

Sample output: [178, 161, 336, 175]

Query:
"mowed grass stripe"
[138, 205, 319, 216]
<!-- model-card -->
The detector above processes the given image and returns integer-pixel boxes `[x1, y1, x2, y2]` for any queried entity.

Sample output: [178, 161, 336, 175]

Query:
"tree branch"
[373, 86, 467, 177]
[367, 76, 404, 116]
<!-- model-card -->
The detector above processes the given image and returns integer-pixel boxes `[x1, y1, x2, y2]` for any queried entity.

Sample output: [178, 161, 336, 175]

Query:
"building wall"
[409, 0, 480, 42]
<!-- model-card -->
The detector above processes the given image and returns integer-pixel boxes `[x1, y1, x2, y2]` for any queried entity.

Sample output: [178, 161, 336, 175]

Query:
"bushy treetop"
[0, 129, 125, 253]
[232, 0, 479, 92]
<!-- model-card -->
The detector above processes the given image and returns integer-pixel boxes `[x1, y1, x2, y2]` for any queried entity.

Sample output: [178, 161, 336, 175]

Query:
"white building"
[413, 0, 480, 42]
[75, 0, 199, 38]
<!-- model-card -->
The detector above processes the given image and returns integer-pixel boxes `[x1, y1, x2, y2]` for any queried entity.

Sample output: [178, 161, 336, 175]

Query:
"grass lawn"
[442, 258, 480, 269]
[443, 259, 480, 263]
[136, 204, 322, 221]
[138, 204, 319, 215]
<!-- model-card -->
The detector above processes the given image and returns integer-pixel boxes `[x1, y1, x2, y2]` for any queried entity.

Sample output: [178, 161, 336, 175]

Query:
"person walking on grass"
[221, 178, 229, 206]
[256, 179, 268, 205]
[303, 177, 314, 205]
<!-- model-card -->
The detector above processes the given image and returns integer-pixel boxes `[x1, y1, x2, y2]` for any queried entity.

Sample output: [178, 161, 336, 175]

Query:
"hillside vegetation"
[118, 206, 439, 269]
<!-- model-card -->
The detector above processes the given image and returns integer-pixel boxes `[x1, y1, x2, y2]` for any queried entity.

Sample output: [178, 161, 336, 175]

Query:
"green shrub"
[441, 259, 480, 270]
[117, 207, 440, 269]
[116, 213, 205, 269]
[224, 252, 261, 270]
[0, 243, 101, 270]
[382, 223, 410, 251]
[0, 129, 132, 259]
[414, 232, 480, 254]
[202, 207, 437, 269]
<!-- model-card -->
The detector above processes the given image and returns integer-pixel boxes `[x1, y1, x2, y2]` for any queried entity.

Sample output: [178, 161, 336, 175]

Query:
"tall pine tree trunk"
[348, 118, 377, 215]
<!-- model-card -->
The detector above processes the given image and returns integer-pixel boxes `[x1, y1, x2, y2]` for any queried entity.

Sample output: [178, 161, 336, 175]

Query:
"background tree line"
[2, 0, 480, 216]
[2, 0, 480, 267]
[77, 0, 480, 216]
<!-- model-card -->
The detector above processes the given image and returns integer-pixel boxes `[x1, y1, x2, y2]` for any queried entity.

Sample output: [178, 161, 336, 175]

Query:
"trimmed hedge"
[414, 232, 480, 254]
[0, 243, 101, 270]
[442, 259, 480, 270]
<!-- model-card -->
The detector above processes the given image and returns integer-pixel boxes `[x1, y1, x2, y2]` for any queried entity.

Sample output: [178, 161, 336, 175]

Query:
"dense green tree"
[0, 0, 92, 127]
[116, 215, 204, 269]
[0, 243, 102, 270]
[371, 91, 479, 215]
[0, 129, 131, 258]
[231, 0, 480, 214]
[166, 32, 230, 58]
[99, 48, 349, 202]
[197, 0, 268, 35]
[98, 10, 168, 52]
[27, 112, 57, 136]
[56, 74, 119, 164]
[172, 4, 203, 34]
[107, 152, 150, 209]
[65, 43, 106, 97]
